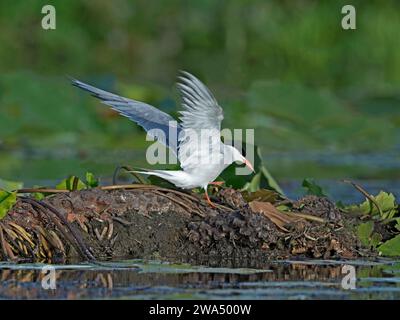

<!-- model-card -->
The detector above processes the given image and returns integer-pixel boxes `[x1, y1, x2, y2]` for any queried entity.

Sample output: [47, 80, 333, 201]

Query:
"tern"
[72, 72, 254, 207]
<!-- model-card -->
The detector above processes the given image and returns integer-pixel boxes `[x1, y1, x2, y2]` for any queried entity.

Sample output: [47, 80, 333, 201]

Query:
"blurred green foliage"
[0, 0, 399, 182]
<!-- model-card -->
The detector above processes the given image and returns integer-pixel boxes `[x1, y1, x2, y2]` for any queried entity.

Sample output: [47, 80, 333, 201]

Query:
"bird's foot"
[206, 198, 218, 209]
[204, 191, 218, 209]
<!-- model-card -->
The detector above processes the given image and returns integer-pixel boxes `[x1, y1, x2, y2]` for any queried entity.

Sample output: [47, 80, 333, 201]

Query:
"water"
[0, 149, 399, 299]
[281, 179, 400, 204]
[1, 259, 400, 299]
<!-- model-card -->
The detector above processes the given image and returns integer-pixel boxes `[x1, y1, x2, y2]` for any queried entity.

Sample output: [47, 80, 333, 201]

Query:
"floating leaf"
[378, 234, 400, 257]
[0, 178, 23, 192]
[0, 189, 17, 219]
[302, 178, 328, 197]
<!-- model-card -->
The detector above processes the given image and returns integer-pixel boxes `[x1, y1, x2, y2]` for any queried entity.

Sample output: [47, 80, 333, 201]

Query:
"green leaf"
[33, 192, 45, 201]
[240, 150, 284, 194]
[357, 221, 374, 246]
[358, 191, 397, 218]
[56, 176, 86, 191]
[220, 146, 283, 194]
[370, 232, 383, 248]
[0, 189, 17, 219]
[242, 172, 261, 192]
[254, 147, 284, 195]
[85, 172, 99, 188]
[302, 178, 328, 197]
[395, 218, 400, 232]
[276, 204, 290, 211]
[336, 201, 346, 209]
[260, 165, 284, 195]
[32, 186, 46, 200]
[0, 178, 23, 192]
[378, 234, 400, 257]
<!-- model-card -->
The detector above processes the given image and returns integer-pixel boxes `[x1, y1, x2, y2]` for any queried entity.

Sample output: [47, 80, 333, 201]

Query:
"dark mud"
[0, 188, 372, 263]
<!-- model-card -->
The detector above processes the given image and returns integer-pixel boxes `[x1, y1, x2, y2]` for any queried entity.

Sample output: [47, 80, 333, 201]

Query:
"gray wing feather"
[71, 79, 181, 155]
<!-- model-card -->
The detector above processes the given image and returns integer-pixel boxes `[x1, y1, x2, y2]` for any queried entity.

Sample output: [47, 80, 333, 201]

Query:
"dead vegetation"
[0, 185, 372, 263]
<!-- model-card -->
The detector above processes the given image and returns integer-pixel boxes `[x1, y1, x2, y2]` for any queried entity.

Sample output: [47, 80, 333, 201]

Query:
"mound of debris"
[0, 186, 372, 264]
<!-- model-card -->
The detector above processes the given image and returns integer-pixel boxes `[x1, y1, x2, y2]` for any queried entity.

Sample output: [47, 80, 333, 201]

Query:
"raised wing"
[177, 71, 224, 131]
[71, 79, 181, 156]
[176, 72, 225, 172]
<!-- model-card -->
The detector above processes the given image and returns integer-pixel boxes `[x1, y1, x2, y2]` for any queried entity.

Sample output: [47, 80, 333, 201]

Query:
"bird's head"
[224, 145, 254, 173]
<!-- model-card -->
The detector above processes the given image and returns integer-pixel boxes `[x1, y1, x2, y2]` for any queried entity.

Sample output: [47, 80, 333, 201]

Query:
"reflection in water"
[1, 259, 400, 299]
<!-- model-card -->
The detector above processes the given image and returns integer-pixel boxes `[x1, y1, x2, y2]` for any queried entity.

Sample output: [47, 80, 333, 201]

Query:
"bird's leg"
[204, 190, 217, 208]
[210, 181, 224, 186]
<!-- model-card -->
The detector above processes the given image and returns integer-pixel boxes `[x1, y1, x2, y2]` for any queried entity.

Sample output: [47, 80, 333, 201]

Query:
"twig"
[0, 223, 16, 260]
[107, 221, 114, 240]
[21, 197, 95, 261]
[17, 183, 232, 216]
[287, 212, 325, 223]
[113, 165, 147, 185]
[342, 180, 383, 216]
[274, 199, 292, 207]
[16, 184, 221, 210]
[112, 216, 135, 226]
[0, 224, 9, 260]
[16, 188, 68, 194]
[152, 190, 195, 215]
[100, 184, 152, 190]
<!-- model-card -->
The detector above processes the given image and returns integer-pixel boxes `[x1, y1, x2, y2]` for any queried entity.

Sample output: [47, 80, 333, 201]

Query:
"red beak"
[244, 159, 255, 173]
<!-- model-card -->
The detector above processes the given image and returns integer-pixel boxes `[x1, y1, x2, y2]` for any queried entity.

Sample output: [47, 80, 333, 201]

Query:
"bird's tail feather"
[128, 169, 188, 188]
[129, 169, 177, 179]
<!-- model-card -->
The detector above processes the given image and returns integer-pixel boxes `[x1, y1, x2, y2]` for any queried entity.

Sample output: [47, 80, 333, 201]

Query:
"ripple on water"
[1, 258, 400, 299]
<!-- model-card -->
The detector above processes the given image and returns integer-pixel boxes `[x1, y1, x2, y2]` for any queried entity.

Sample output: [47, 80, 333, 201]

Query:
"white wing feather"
[176, 72, 224, 173]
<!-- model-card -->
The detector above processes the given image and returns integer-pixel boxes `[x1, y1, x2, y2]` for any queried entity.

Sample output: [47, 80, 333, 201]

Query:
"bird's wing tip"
[178, 70, 195, 80]
[69, 77, 84, 88]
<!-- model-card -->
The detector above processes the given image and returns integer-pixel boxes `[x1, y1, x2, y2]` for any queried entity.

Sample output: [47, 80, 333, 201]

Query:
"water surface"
[1, 259, 400, 300]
